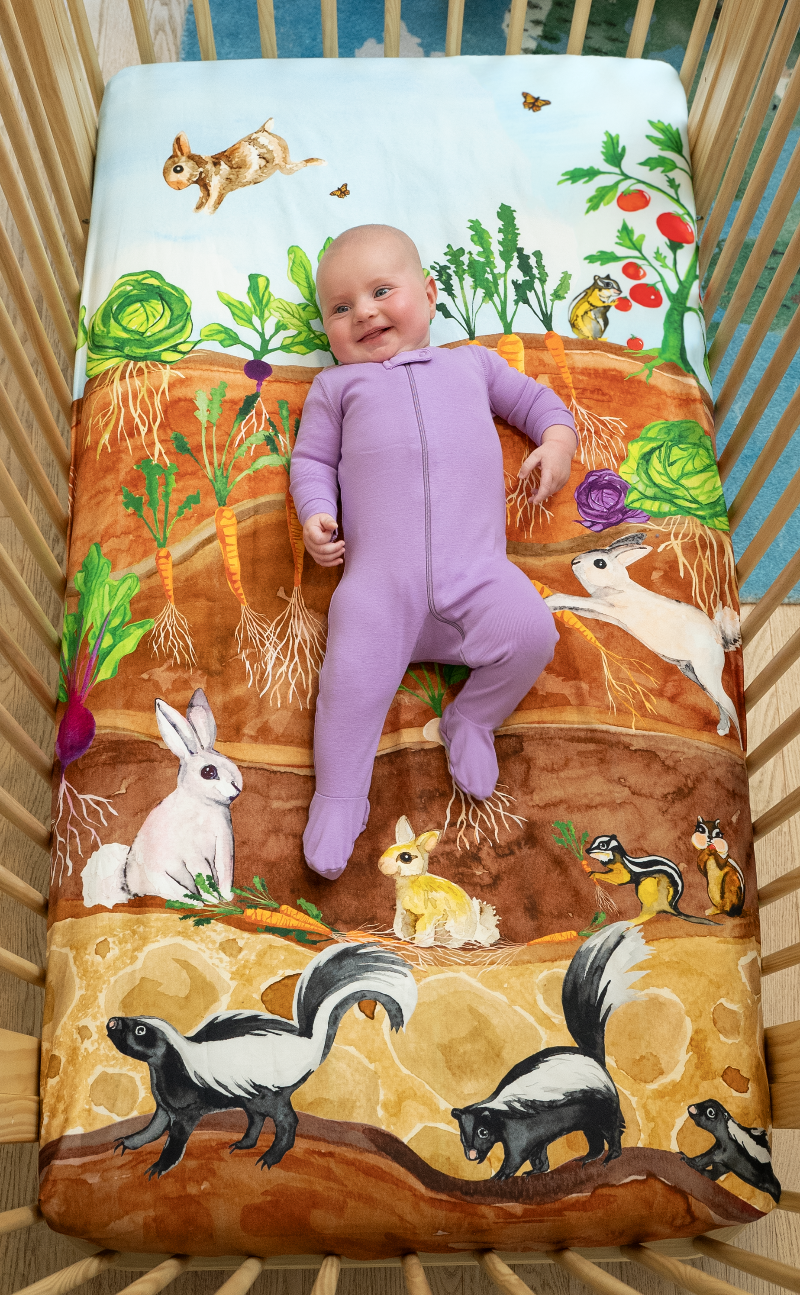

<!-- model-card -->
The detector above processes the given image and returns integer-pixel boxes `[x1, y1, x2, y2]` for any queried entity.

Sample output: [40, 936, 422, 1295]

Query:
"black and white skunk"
[106, 942, 417, 1179]
[451, 922, 649, 1178]
[681, 1098, 781, 1202]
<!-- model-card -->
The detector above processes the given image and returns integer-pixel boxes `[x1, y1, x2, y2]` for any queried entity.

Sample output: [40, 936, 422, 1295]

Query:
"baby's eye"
[374, 287, 389, 298]
[333, 304, 349, 315]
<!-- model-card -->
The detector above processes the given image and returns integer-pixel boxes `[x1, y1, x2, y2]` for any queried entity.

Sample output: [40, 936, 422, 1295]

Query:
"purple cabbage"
[575, 469, 650, 533]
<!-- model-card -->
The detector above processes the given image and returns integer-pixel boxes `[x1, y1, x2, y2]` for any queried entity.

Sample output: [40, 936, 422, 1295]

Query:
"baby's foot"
[303, 793, 370, 879]
[439, 705, 499, 801]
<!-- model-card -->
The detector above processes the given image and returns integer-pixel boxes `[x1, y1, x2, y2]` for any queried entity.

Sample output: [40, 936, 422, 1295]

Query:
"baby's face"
[318, 238, 437, 365]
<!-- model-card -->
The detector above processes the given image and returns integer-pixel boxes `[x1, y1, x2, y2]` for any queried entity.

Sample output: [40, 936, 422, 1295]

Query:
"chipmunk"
[585, 833, 714, 925]
[691, 818, 745, 918]
[378, 816, 499, 948]
[568, 275, 622, 340]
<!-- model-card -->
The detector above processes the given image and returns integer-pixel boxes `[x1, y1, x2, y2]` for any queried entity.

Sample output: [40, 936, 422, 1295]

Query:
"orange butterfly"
[330, 183, 350, 198]
[522, 92, 551, 112]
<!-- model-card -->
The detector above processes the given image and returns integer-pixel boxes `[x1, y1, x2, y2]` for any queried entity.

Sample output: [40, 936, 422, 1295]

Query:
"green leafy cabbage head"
[86, 271, 197, 377]
[619, 419, 729, 532]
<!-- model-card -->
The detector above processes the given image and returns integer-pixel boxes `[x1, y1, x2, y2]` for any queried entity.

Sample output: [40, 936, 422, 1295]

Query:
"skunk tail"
[294, 943, 417, 1068]
[561, 922, 650, 1064]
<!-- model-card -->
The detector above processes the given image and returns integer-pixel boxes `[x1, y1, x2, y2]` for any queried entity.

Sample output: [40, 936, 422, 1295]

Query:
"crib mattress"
[41, 54, 776, 1257]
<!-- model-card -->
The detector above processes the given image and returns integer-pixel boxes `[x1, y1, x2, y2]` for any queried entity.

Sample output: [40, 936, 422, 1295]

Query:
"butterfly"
[330, 183, 350, 198]
[522, 92, 551, 112]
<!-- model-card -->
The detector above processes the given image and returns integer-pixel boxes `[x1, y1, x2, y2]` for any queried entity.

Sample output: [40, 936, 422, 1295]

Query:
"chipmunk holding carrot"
[289, 225, 577, 879]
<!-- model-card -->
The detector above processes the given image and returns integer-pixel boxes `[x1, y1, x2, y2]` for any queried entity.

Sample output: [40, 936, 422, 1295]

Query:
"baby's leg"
[305, 583, 418, 879]
[438, 565, 557, 800]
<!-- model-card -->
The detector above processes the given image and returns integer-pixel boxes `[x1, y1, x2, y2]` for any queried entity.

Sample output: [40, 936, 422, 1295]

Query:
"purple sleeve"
[477, 346, 578, 448]
[289, 374, 342, 526]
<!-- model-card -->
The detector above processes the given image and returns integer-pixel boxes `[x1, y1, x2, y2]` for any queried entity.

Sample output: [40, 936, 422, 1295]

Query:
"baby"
[290, 224, 577, 879]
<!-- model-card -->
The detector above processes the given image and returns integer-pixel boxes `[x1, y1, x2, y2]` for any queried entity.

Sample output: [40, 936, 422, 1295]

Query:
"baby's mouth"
[359, 326, 391, 344]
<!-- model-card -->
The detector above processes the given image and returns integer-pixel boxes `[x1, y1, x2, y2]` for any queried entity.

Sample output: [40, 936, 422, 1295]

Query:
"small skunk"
[451, 922, 649, 1178]
[680, 1098, 781, 1202]
[106, 942, 417, 1179]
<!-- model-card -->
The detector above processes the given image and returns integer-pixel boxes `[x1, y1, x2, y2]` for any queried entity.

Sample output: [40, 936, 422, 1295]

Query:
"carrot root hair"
[443, 771, 526, 852]
[543, 331, 627, 470]
[261, 586, 326, 710]
[87, 360, 178, 463]
[150, 601, 196, 669]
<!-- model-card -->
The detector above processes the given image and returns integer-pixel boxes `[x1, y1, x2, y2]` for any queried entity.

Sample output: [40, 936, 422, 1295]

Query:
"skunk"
[451, 922, 649, 1178]
[106, 942, 417, 1179]
[681, 1098, 781, 1202]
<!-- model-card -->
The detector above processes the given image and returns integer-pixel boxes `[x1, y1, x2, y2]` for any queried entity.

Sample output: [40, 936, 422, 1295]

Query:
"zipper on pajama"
[405, 367, 466, 645]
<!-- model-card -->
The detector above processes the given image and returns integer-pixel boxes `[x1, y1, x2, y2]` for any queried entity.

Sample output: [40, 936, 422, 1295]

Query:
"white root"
[261, 586, 327, 709]
[443, 776, 527, 852]
[89, 361, 179, 462]
[235, 604, 283, 692]
[52, 777, 119, 887]
[150, 602, 196, 668]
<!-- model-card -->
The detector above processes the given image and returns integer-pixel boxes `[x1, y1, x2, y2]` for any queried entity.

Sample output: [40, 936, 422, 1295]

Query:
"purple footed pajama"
[290, 344, 575, 879]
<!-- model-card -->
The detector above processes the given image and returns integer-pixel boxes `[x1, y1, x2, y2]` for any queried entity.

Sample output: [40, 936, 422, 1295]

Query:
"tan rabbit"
[378, 816, 499, 948]
[163, 119, 325, 213]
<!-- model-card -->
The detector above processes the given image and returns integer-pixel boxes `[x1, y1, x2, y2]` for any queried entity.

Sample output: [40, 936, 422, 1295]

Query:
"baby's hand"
[519, 424, 576, 505]
[303, 513, 345, 567]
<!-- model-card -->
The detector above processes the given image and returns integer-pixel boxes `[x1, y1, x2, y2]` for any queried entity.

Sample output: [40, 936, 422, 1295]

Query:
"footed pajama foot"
[303, 792, 370, 879]
[439, 705, 499, 801]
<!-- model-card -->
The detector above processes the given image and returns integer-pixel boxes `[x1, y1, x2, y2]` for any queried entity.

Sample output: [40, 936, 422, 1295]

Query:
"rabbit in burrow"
[163, 120, 325, 213]
[81, 689, 242, 908]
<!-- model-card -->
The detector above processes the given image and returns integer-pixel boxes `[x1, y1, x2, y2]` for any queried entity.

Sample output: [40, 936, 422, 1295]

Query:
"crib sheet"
[40, 55, 776, 1258]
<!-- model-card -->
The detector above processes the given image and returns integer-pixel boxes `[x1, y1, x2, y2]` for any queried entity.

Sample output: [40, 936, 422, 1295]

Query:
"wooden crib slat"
[445, 0, 465, 56]
[127, 0, 156, 64]
[115, 1257, 192, 1294]
[310, 1256, 341, 1295]
[699, 0, 800, 279]
[0, 451, 65, 596]
[736, 465, 800, 583]
[65, 0, 104, 110]
[0, 57, 84, 281]
[0, 619, 56, 719]
[759, 860, 800, 904]
[321, 0, 338, 57]
[0, 0, 88, 251]
[679, 0, 717, 94]
[401, 1254, 432, 1295]
[746, 625, 800, 711]
[475, 1252, 530, 1295]
[742, 548, 800, 645]
[384, 0, 400, 57]
[626, 0, 655, 58]
[0, 862, 48, 917]
[0, 1203, 43, 1234]
[0, 383, 68, 534]
[193, 0, 217, 60]
[257, 0, 277, 58]
[703, 53, 800, 322]
[754, 785, 800, 842]
[0, 217, 74, 417]
[505, 0, 527, 56]
[552, 1250, 639, 1294]
[214, 1258, 265, 1295]
[0, 1026, 39, 1143]
[566, 0, 592, 55]
[0, 540, 61, 659]
[0, 696, 51, 781]
[727, 387, 800, 533]
[45, 0, 99, 150]
[764, 1020, 800, 1127]
[716, 296, 800, 459]
[621, 1244, 749, 1294]
[763, 941, 800, 976]
[11, 1250, 119, 1295]
[0, 944, 46, 986]
[781, 1189, 800, 1212]
[0, 295, 70, 475]
[747, 702, 800, 776]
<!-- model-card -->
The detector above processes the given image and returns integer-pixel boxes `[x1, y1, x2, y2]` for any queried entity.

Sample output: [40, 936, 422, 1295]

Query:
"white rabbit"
[80, 689, 242, 909]
[543, 532, 742, 743]
[163, 120, 325, 213]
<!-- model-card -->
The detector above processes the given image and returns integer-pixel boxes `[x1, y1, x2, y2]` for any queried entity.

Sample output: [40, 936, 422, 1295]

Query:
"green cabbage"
[619, 420, 729, 531]
[86, 271, 197, 376]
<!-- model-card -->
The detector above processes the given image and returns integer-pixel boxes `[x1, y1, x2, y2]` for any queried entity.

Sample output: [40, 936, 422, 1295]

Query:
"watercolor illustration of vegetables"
[166, 873, 339, 944]
[552, 818, 617, 915]
[200, 242, 333, 362]
[619, 419, 735, 615]
[121, 459, 201, 667]
[171, 375, 284, 690]
[82, 270, 198, 461]
[560, 121, 702, 383]
[543, 330, 626, 471]
[54, 544, 153, 883]
[531, 575, 657, 728]
[398, 663, 526, 852]
[574, 468, 650, 533]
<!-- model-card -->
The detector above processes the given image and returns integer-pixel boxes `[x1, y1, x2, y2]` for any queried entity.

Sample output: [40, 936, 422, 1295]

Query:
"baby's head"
[317, 225, 437, 365]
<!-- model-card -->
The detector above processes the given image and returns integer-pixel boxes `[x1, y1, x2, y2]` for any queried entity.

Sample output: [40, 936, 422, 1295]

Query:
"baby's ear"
[173, 132, 191, 157]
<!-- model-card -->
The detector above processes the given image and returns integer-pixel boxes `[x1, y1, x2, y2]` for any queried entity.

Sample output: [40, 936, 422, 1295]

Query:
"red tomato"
[614, 297, 632, 312]
[629, 282, 663, 308]
[617, 189, 650, 212]
[622, 261, 646, 280]
[627, 337, 644, 351]
[656, 212, 694, 244]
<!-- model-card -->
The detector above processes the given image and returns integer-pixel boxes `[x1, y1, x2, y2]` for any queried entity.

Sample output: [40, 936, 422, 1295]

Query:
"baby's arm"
[519, 426, 576, 504]
[290, 377, 346, 567]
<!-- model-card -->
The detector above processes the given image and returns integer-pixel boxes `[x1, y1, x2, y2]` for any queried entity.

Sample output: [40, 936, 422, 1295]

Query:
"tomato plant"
[627, 337, 644, 351]
[617, 189, 650, 212]
[622, 261, 646, 280]
[614, 297, 632, 312]
[656, 212, 694, 244]
[629, 282, 663, 309]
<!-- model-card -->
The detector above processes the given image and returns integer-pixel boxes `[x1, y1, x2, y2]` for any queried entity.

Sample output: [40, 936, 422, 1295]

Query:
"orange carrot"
[242, 904, 332, 936]
[285, 491, 306, 589]
[496, 333, 526, 373]
[155, 547, 175, 606]
[527, 930, 579, 944]
[544, 330, 576, 401]
[531, 576, 607, 651]
[215, 505, 247, 606]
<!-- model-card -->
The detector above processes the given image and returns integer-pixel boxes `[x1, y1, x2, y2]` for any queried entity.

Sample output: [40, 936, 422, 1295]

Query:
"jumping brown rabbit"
[162, 118, 325, 213]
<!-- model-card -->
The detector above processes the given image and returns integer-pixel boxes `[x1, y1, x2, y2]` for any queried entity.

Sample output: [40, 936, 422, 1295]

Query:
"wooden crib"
[1, 0, 800, 1290]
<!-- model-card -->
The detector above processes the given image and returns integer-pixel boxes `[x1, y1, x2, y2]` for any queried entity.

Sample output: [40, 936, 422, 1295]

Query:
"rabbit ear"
[155, 698, 201, 759]
[615, 545, 652, 567]
[395, 816, 415, 845]
[186, 688, 216, 750]
[173, 132, 191, 157]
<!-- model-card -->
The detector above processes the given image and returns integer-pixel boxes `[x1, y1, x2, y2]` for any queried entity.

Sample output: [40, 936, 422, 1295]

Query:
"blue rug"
[181, 0, 800, 601]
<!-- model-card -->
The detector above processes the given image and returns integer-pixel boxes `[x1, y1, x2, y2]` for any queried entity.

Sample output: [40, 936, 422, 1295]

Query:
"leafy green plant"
[552, 819, 589, 860]
[619, 419, 729, 531]
[398, 663, 470, 717]
[122, 459, 201, 549]
[430, 245, 485, 339]
[514, 249, 572, 332]
[85, 271, 198, 377]
[172, 381, 281, 508]
[166, 873, 338, 944]
[201, 242, 333, 361]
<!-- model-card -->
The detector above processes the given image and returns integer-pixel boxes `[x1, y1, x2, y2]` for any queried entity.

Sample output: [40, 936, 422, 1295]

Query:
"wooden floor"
[1, 1, 800, 1291]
